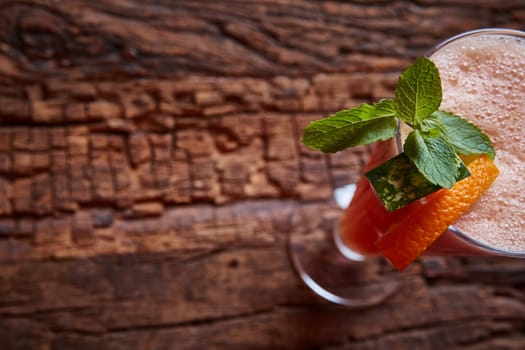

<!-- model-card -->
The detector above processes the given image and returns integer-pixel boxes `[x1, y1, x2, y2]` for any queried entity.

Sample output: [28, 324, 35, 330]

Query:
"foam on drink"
[430, 33, 525, 252]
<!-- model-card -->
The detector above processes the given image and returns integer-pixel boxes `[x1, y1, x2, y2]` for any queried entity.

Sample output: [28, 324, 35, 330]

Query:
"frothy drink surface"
[430, 33, 525, 252]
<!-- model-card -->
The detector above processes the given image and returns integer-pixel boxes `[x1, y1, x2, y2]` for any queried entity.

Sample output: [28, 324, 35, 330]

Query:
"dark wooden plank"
[0, 250, 524, 349]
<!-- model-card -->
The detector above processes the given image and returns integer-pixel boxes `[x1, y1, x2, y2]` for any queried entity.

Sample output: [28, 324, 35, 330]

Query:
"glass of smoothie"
[289, 28, 525, 306]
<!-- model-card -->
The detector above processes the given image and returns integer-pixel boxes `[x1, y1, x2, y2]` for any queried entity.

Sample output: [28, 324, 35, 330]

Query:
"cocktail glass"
[288, 28, 525, 306]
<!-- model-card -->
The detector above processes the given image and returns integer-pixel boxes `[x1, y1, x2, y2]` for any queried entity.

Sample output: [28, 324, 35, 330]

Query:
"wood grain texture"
[0, 0, 524, 349]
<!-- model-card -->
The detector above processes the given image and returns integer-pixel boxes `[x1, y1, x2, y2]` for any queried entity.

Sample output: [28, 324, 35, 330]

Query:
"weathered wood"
[0, 251, 524, 349]
[0, 0, 524, 349]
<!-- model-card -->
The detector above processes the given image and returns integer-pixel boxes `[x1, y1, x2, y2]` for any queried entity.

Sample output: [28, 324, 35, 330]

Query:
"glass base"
[289, 225, 400, 307]
[289, 183, 400, 307]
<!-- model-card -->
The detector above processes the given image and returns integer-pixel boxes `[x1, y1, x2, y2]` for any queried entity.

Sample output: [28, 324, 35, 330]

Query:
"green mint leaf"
[300, 55, 497, 213]
[394, 57, 442, 125]
[301, 103, 397, 153]
[403, 128, 464, 188]
[456, 158, 471, 180]
[373, 99, 396, 117]
[365, 153, 441, 212]
[431, 111, 495, 160]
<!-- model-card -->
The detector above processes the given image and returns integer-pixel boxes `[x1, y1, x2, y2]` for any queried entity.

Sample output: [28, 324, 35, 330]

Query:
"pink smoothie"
[429, 30, 525, 253]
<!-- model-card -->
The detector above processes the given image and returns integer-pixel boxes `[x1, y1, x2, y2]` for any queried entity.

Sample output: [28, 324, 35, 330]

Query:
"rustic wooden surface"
[1, 1, 524, 349]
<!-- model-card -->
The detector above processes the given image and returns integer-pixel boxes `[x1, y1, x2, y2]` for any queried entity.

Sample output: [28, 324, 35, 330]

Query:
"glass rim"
[425, 28, 525, 57]
[425, 28, 525, 257]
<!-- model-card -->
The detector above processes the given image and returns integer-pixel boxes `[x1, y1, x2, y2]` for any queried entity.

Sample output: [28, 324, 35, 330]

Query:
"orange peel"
[375, 155, 499, 271]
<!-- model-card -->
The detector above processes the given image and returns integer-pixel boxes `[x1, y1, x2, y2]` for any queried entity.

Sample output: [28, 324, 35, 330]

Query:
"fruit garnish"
[367, 153, 455, 212]
[375, 155, 499, 270]
[302, 56, 500, 270]
[302, 57, 495, 211]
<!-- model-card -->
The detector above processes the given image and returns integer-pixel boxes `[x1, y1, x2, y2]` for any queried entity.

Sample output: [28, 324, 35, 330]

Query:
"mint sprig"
[301, 101, 397, 153]
[301, 56, 495, 211]
[394, 57, 442, 125]
[430, 111, 495, 160]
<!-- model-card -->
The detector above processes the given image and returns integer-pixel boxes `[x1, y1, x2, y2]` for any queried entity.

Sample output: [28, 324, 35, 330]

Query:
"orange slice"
[375, 155, 499, 271]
